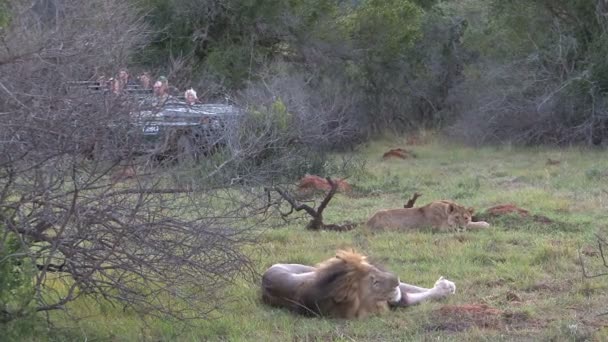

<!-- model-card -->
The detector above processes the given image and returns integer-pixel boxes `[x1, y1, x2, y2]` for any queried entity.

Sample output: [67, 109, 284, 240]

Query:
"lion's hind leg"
[261, 264, 316, 310]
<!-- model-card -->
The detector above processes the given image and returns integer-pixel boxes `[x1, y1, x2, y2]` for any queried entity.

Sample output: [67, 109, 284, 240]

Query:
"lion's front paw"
[432, 276, 456, 298]
[478, 221, 490, 229]
[467, 221, 490, 229]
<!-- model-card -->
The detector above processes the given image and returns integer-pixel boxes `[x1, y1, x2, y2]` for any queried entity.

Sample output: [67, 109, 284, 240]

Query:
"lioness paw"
[475, 221, 490, 229]
[467, 221, 490, 230]
[433, 276, 456, 297]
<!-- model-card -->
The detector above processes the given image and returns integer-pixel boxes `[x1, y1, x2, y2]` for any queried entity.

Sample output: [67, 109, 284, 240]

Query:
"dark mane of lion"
[297, 250, 372, 316]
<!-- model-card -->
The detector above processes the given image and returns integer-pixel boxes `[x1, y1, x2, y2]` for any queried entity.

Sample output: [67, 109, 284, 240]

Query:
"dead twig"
[266, 177, 354, 232]
[579, 234, 608, 279]
[404, 192, 422, 208]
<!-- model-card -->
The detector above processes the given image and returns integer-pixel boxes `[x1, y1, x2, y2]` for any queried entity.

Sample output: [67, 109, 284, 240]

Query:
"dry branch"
[267, 177, 354, 232]
[579, 234, 608, 278]
[404, 192, 422, 208]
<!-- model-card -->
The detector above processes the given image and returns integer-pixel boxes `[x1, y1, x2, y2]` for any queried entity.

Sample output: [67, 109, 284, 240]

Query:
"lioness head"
[445, 202, 474, 227]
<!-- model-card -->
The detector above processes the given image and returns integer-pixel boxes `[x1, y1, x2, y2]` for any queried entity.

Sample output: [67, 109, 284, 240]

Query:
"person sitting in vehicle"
[119, 69, 139, 91]
[157, 76, 169, 91]
[138, 71, 152, 90]
[150, 80, 171, 107]
[118, 69, 129, 84]
[157, 75, 180, 96]
[110, 77, 122, 95]
[185, 88, 199, 105]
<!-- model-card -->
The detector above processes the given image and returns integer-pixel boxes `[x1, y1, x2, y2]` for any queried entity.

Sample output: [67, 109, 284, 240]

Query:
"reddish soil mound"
[382, 148, 415, 160]
[428, 304, 533, 332]
[406, 135, 427, 145]
[111, 166, 137, 183]
[440, 304, 503, 316]
[486, 204, 530, 217]
[481, 204, 554, 224]
[297, 175, 352, 194]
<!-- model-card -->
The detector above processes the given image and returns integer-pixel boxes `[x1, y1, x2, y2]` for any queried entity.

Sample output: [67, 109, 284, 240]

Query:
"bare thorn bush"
[0, 0, 256, 323]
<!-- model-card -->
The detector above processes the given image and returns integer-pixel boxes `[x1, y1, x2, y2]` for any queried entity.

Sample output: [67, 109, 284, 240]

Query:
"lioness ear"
[447, 204, 454, 214]
[467, 207, 475, 215]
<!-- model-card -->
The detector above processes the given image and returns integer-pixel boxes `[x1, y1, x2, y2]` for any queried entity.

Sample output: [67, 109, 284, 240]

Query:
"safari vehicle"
[70, 80, 242, 163]
[134, 99, 241, 162]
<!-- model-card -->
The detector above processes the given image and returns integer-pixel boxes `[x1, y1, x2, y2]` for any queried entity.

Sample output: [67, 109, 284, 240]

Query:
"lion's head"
[442, 200, 474, 227]
[300, 249, 401, 318]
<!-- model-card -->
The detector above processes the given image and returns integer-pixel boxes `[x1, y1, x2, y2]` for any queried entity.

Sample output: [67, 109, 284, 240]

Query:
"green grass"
[8, 137, 608, 341]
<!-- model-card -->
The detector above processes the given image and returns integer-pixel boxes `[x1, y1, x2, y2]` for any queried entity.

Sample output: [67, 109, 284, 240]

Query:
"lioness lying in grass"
[367, 200, 490, 232]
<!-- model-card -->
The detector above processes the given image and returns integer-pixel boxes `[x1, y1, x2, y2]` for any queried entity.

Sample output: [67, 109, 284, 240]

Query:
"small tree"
[0, 0, 256, 323]
[267, 178, 355, 232]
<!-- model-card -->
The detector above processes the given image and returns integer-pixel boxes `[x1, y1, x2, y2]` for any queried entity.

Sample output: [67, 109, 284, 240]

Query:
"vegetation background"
[1, 0, 608, 341]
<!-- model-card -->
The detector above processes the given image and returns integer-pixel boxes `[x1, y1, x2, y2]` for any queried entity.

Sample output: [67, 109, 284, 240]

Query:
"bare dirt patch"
[382, 148, 416, 160]
[485, 204, 531, 217]
[496, 176, 529, 189]
[581, 244, 600, 257]
[425, 304, 541, 332]
[297, 175, 352, 196]
[474, 204, 557, 226]
[405, 134, 429, 146]
[523, 278, 573, 293]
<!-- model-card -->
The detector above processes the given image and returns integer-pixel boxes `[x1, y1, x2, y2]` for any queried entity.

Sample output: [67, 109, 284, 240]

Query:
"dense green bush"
[134, 0, 608, 145]
[446, 0, 608, 145]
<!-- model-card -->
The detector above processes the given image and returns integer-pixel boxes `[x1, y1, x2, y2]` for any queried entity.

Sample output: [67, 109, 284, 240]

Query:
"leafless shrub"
[445, 57, 607, 145]
[446, 10, 608, 146]
[0, 0, 258, 323]
[579, 234, 608, 316]
[239, 64, 363, 149]
[204, 64, 364, 188]
[265, 178, 355, 232]
[580, 234, 608, 279]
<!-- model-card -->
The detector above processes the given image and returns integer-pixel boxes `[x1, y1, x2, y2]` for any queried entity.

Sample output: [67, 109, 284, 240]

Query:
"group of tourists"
[96, 69, 199, 106]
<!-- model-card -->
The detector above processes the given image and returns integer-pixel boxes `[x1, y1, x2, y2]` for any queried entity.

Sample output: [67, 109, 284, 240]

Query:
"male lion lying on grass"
[261, 250, 456, 319]
[367, 200, 490, 232]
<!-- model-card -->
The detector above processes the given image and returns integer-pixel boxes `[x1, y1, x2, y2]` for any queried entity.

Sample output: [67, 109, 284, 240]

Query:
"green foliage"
[441, 0, 608, 145]
[585, 167, 607, 181]
[135, 0, 608, 143]
[459, 1, 550, 59]
[138, 0, 424, 87]
[341, 0, 422, 59]
[0, 231, 35, 324]
[0, 0, 9, 29]
[588, 37, 608, 92]
[138, 0, 295, 85]
[487, 0, 608, 77]
[205, 44, 253, 89]
[247, 98, 293, 135]
[270, 100, 290, 131]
